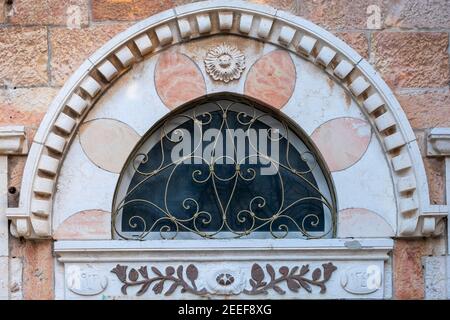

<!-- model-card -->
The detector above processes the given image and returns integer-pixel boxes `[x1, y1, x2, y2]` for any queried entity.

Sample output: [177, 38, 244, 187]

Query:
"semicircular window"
[113, 96, 336, 240]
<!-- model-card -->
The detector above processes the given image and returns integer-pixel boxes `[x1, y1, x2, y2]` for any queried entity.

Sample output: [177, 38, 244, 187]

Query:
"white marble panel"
[282, 58, 366, 135]
[85, 55, 170, 136]
[53, 139, 118, 230]
[333, 136, 397, 231]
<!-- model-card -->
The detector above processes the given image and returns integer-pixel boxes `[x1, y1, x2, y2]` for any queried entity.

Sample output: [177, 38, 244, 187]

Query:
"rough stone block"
[92, 0, 174, 21]
[384, 0, 450, 29]
[13, 240, 54, 300]
[50, 24, 130, 86]
[335, 32, 368, 59]
[9, 0, 89, 27]
[423, 256, 447, 300]
[0, 88, 58, 128]
[0, 27, 48, 87]
[372, 32, 448, 88]
[397, 90, 450, 129]
[393, 239, 426, 299]
[297, 0, 383, 30]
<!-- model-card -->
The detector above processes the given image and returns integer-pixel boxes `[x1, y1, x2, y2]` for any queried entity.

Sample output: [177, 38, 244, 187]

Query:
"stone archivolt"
[5, 1, 446, 239]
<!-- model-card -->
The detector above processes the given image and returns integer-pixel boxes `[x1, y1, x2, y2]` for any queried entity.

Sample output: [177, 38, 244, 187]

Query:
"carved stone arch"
[6, 0, 444, 239]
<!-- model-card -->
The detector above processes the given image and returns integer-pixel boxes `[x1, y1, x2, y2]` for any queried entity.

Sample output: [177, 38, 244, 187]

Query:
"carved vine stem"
[243, 262, 337, 295]
[111, 264, 207, 296]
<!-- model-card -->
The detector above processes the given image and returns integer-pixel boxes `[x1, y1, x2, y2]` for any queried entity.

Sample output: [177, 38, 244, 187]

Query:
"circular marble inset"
[244, 50, 296, 109]
[155, 51, 207, 109]
[54, 209, 111, 240]
[310, 117, 371, 172]
[79, 118, 141, 173]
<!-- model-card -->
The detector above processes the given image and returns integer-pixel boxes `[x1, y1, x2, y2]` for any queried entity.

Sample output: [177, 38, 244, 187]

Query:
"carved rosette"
[204, 267, 246, 295]
[204, 44, 245, 83]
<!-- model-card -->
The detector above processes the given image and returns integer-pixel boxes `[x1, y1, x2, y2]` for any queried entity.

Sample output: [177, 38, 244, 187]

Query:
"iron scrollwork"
[113, 98, 337, 240]
[110, 262, 337, 296]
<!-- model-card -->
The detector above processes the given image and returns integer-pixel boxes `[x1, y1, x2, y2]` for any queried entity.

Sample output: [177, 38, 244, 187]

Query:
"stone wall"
[1, 0, 449, 300]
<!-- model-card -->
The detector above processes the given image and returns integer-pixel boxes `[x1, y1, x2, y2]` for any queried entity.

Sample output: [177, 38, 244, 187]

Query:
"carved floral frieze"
[110, 262, 337, 297]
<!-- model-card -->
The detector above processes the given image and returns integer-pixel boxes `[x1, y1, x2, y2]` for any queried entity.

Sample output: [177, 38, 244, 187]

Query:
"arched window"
[113, 95, 336, 240]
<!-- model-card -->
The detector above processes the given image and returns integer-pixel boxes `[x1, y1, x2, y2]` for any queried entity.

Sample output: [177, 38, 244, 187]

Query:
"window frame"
[112, 94, 338, 240]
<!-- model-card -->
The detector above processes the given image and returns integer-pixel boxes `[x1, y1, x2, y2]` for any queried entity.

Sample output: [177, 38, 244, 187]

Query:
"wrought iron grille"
[113, 96, 336, 240]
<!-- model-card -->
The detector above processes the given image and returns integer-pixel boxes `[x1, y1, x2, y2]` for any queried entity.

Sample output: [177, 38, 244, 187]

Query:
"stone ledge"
[427, 128, 450, 157]
[0, 126, 28, 155]
[55, 239, 394, 262]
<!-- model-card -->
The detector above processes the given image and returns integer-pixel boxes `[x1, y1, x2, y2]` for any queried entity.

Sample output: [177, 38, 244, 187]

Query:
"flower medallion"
[204, 267, 245, 295]
[216, 273, 235, 286]
[204, 44, 245, 83]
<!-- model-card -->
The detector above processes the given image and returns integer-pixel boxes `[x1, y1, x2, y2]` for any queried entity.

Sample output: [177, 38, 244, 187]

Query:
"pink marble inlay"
[54, 209, 111, 240]
[338, 208, 394, 237]
[311, 117, 371, 172]
[244, 50, 296, 109]
[155, 51, 207, 109]
[79, 118, 141, 174]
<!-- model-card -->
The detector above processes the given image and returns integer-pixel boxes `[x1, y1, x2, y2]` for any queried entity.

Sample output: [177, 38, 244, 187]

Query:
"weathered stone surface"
[396, 90, 450, 129]
[0, 87, 56, 203]
[9, 0, 89, 26]
[423, 236, 447, 257]
[423, 256, 447, 300]
[0, 257, 7, 299]
[310, 117, 371, 172]
[155, 51, 207, 109]
[371, 32, 449, 88]
[297, 0, 383, 30]
[414, 130, 446, 205]
[393, 239, 425, 299]
[244, 50, 296, 109]
[9, 257, 24, 300]
[247, 0, 298, 12]
[335, 32, 368, 59]
[424, 157, 445, 205]
[0, 27, 48, 87]
[10, 239, 54, 300]
[54, 210, 111, 240]
[0, 87, 58, 127]
[384, 0, 450, 29]
[79, 118, 141, 173]
[7, 156, 26, 208]
[92, 0, 174, 21]
[50, 24, 130, 85]
[0, 1, 5, 24]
